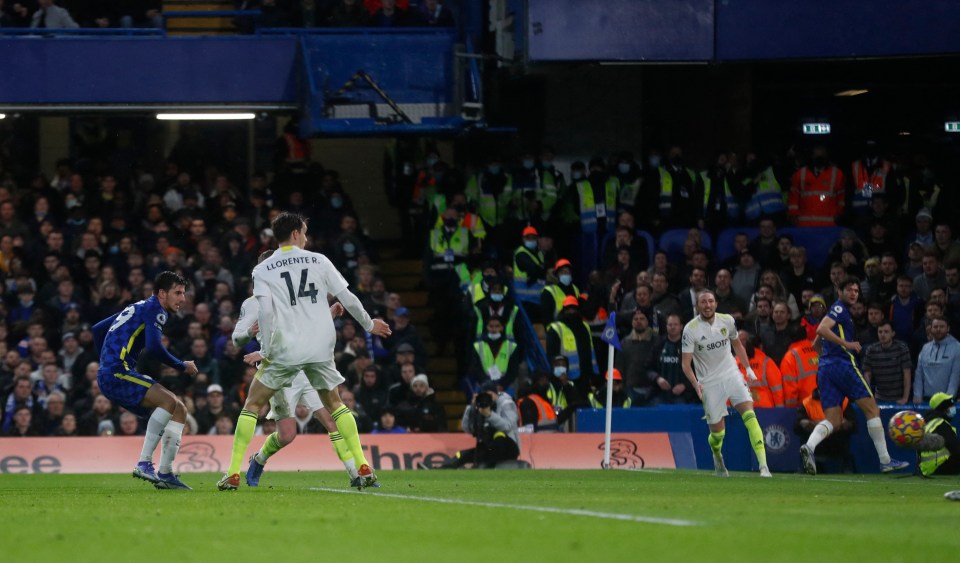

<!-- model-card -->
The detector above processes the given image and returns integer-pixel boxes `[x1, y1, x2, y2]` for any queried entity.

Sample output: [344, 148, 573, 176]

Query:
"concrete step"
[396, 290, 428, 308]
[379, 259, 423, 276]
[428, 357, 457, 373]
[385, 275, 423, 291]
[435, 389, 463, 403]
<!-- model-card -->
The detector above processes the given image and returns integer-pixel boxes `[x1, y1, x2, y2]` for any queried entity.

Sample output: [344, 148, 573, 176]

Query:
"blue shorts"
[97, 367, 155, 418]
[817, 359, 872, 409]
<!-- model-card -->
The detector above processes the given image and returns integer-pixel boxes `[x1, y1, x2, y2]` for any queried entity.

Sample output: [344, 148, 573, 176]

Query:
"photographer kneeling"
[438, 381, 520, 469]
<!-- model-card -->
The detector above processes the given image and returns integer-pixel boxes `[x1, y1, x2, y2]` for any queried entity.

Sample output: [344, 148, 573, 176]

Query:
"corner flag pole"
[600, 313, 621, 469]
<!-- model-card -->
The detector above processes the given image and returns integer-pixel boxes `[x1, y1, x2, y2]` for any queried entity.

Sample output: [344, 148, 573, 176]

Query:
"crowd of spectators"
[2, 118, 959, 441]
[403, 138, 960, 434]
[0, 126, 443, 438]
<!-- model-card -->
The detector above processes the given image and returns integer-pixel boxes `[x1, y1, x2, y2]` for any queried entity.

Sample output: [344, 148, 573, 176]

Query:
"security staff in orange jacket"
[788, 145, 845, 227]
[735, 331, 785, 408]
[780, 337, 819, 408]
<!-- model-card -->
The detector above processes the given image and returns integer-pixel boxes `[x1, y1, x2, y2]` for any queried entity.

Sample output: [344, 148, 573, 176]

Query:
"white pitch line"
[309, 487, 701, 527]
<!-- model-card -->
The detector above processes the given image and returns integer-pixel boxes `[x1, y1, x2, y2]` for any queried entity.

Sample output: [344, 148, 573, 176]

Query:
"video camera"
[475, 392, 494, 410]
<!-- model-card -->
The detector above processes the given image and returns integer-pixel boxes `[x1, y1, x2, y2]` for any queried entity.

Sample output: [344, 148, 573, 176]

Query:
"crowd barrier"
[0, 432, 685, 474]
[577, 404, 957, 474]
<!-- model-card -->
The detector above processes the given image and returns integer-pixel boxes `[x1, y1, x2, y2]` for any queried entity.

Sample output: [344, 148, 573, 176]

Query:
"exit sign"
[803, 123, 831, 135]
[946, 122, 960, 133]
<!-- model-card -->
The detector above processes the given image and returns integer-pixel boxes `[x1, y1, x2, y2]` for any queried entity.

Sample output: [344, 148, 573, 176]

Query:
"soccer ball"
[887, 410, 925, 447]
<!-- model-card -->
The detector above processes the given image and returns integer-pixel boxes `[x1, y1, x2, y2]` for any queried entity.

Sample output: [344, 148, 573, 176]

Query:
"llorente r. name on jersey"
[681, 313, 740, 384]
[252, 246, 349, 365]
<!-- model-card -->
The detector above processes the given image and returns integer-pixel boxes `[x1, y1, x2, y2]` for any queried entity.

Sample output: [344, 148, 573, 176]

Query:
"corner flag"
[600, 312, 621, 350]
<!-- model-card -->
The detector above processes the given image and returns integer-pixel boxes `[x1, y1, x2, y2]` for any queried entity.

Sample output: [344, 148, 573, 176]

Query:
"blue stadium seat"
[715, 227, 759, 263]
[658, 229, 712, 263]
[782, 227, 843, 269]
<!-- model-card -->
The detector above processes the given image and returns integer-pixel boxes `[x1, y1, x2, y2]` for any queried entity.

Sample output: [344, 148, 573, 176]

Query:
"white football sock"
[866, 417, 892, 464]
[140, 408, 173, 463]
[158, 421, 185, 474]
[805, 420, 834, 453]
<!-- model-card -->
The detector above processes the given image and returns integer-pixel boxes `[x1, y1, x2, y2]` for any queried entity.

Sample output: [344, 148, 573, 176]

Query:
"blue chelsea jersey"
[93, 296, 184, 372]
[821, 299, 856, 363]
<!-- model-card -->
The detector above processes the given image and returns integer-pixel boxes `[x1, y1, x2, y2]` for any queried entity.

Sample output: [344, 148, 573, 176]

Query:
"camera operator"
[437, 381, 520, 468]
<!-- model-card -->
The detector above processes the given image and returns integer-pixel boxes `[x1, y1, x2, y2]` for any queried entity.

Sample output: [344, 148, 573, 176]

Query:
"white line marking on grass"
[308, 487, 701, 527]
[622, 468, 668, 474]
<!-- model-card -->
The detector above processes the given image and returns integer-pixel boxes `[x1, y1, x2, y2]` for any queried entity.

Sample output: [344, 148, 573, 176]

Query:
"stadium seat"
[658, 229, 713, 263]
[782, 227, 843, 270]
[715, 227, 759, 263]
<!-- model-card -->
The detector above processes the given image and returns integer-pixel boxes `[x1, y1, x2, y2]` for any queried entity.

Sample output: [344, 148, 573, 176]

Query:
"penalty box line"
[309, 487, 702, 527]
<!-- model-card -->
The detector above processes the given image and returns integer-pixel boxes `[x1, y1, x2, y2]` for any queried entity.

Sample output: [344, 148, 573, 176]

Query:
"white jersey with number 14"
[251, 246, 348, 365]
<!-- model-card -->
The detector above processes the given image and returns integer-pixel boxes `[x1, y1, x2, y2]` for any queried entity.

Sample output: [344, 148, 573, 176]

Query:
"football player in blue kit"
[92, 272, 198, 489]
[799, 277, 909, 475]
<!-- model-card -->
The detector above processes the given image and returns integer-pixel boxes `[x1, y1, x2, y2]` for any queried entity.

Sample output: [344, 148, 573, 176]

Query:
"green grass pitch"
[2, 469, 958, 562]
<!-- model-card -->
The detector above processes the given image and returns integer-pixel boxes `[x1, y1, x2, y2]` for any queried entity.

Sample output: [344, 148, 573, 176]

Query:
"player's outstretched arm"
[144, 318, 189, 372]
[256, 293, 275, 359]
[233, 299, 259, 347]
[335, 288, 392, 337]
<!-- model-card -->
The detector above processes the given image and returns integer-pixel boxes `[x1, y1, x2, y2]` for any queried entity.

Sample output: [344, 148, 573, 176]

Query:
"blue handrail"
[465, 35, 481, 104]
[511, 285, 551, 374]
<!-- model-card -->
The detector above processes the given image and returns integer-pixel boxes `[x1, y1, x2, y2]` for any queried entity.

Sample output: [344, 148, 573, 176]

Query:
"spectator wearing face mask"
[467, 316, 520, 395]
[513, 226, 546, 315]
[470, 279, 517, 344]
[546, 356, 586, 429]
[546, 296, 599, 394]
[465, 155, 513, 243]
[541, 258, 580, 323]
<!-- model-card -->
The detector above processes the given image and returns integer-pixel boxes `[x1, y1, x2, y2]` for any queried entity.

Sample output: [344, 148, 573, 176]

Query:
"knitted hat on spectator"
[395, 307, 410, 317]
[522, 226, 538, 237]
[411, 374, 429, 387]
[808, 295, 827, 307]
[396, 343, 415, 354]
[207, 384, 224, 395]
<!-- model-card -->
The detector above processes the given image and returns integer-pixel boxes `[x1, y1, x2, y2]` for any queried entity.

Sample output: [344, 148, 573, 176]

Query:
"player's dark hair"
[154, 271, 188, 294]
[257, 249, 275, 265]
[839, 276, 860, 291]
[272, 212, 307, 243]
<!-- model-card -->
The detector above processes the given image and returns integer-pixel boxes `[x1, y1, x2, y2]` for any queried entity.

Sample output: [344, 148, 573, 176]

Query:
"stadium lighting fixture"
[156, 113, 256, 121]
[834, 89, 869, 97]
[0, 114, 5, 119]
[946, 122, 960, 133]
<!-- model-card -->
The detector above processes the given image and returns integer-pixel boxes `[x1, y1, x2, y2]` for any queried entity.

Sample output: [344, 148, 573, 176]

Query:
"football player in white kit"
[232, 249, 363, 488]
[681, 290, 771, 477]
[218, 212, 391, 491]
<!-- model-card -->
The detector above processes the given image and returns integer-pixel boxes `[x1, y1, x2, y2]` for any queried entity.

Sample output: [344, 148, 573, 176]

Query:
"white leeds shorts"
[256, 359, 344, 409]
[266, 371, 324, 420]
[701, 372, 753, 425]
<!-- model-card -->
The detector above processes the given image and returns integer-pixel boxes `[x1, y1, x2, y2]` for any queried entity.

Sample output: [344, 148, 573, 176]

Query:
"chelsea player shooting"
[92, 272, 198, 490]
[799, 277, 909, 475]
